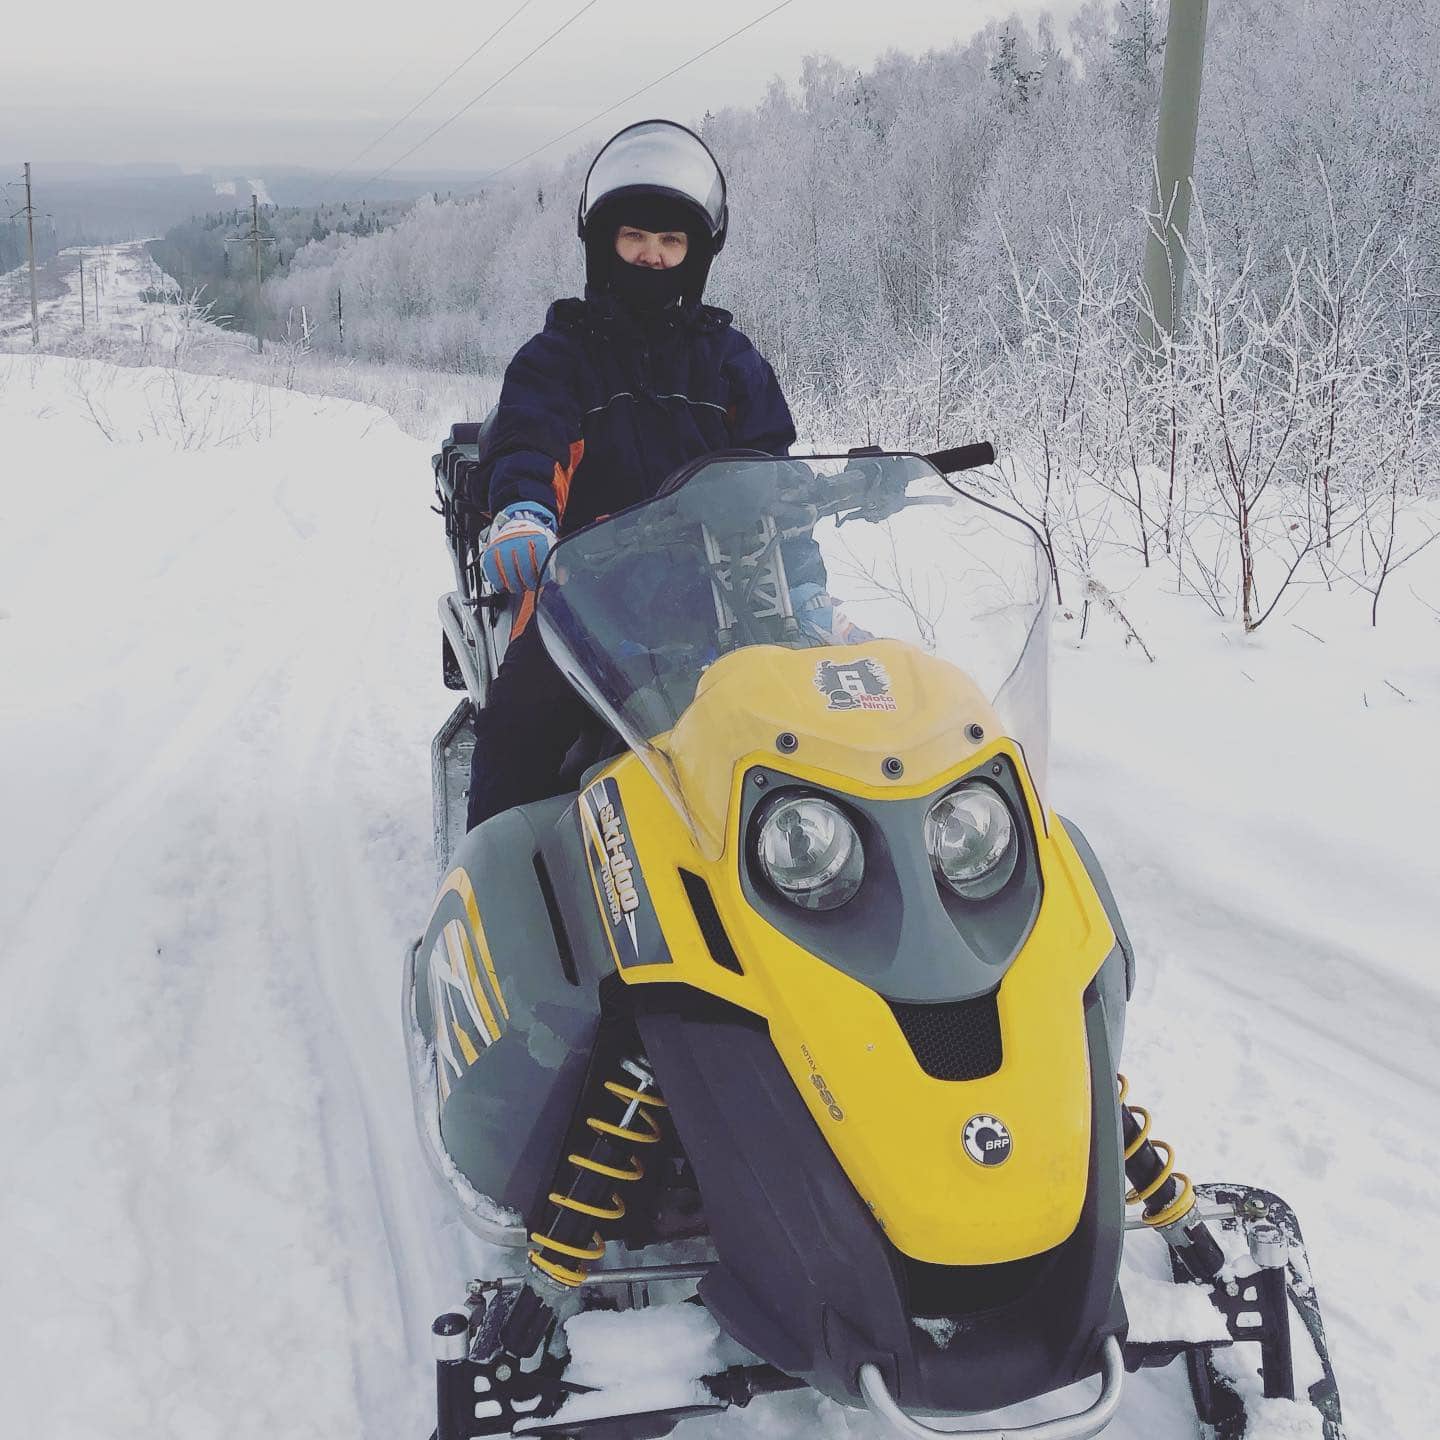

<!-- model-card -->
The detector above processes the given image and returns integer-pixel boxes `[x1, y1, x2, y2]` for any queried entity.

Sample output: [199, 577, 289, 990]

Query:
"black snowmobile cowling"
[408, 446, 1346, 1440]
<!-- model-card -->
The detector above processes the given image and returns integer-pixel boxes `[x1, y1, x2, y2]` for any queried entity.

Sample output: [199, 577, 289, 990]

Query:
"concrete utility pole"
[1139, 0, 1210, 357]
[22, 164, 40, 346]
[79, 251, 85, 329]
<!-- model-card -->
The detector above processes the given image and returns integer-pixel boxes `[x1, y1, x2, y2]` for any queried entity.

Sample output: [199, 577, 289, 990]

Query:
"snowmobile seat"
[448, 421, 485, 446]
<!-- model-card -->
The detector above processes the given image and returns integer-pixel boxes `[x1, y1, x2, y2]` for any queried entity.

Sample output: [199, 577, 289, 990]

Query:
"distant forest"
[147, 201, 411, 336]
[0, 218, 58, 277]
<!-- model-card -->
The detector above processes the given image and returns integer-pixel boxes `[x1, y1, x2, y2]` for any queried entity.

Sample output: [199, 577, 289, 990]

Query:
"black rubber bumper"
[635, 984, 1128, 1413]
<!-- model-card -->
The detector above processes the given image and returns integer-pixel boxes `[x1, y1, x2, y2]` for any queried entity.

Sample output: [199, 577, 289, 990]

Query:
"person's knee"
[474, 697, 575, 755]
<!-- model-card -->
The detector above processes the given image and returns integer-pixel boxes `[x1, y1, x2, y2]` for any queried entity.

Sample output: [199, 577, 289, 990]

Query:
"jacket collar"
[548, 294, 733, 340]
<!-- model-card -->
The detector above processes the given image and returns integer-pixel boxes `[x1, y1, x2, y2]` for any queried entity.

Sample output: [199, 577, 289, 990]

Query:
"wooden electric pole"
[1139, 0, 1210, 357]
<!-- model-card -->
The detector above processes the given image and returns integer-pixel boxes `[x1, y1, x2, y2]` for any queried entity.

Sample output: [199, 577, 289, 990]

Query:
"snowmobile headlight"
[755, 795, 864, 911]
[926, 784, 1018, 900]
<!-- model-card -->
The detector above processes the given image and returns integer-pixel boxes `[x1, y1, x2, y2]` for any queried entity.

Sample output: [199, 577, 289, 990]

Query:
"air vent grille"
[679, 870, 744, 975]
[888, 991, 1003, 1081]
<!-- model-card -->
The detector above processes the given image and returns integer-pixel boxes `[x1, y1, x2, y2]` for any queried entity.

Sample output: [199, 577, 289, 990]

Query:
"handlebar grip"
[927, 442, 996, 474]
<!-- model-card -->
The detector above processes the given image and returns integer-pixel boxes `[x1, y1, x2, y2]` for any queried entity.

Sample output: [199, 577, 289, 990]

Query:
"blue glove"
[482, 502, 556, 592]
[791, 582, 873, 645]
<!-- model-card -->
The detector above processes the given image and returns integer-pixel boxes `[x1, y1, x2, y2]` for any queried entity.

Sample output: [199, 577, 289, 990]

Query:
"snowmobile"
[408, 433, 1346, 1439]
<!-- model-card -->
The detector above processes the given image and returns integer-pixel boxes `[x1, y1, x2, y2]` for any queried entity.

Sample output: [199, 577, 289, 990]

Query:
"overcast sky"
[2, 0, 1079, 176]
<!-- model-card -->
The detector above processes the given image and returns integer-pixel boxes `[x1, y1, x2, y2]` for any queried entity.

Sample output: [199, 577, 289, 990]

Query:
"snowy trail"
[0, 241, 249, 354]
[0, 356, 478, 1439]
[2, 352, 1435, 1438]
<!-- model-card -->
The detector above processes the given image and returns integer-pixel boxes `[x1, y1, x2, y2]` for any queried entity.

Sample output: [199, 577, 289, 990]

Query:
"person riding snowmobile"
[466, 118, 852, 830]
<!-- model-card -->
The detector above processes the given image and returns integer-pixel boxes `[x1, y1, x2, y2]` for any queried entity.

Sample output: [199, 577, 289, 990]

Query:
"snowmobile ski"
[1173, 1183, 1344, 1440]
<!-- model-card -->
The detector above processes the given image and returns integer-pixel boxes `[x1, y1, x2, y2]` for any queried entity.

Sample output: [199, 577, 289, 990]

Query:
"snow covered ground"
[1, 350, 1435, 1439]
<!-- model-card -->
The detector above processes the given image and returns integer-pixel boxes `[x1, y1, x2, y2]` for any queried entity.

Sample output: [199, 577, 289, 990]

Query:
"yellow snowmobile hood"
[583, 642, 1117, 1266]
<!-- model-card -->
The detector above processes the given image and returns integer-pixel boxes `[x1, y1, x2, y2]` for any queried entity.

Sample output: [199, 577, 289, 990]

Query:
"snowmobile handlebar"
[925, 441, 996, 475]
[548, 447, 997, 569]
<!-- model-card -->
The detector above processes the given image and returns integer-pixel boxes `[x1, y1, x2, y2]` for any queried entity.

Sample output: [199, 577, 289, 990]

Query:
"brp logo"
[963, 1114, 1013, 1167]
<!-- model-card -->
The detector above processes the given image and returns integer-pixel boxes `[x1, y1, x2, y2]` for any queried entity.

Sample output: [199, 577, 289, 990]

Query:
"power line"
[316, 0, 540, 198]
[356, 0, 603, 194]
[468, 0, 798, 190]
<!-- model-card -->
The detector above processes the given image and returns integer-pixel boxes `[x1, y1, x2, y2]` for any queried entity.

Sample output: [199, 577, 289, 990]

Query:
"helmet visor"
[581, 120, 726, 241]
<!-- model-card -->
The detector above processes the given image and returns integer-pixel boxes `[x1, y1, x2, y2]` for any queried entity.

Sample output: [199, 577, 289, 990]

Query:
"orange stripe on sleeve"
[551, 439, 584, 520]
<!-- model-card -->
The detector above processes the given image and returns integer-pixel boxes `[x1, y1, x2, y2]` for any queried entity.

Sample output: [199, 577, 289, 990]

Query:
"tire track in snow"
[0, 617, 301, 993]
[0, 631, 372, 1439]
[259, 681, 433, 1436]
[240, 460, 491, 1437]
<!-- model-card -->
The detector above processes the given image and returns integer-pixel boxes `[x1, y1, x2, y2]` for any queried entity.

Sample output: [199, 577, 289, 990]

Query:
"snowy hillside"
[0, 351, 1435, 1439]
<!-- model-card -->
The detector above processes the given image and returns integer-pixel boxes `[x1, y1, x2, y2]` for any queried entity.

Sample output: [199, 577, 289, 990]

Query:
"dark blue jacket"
[483, 296, 797, 533]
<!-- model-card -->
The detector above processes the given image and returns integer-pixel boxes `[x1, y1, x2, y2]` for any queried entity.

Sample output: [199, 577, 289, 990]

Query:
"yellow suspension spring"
[1116, 1073, 1196, 1230]
[528, 1076, 669, 1288]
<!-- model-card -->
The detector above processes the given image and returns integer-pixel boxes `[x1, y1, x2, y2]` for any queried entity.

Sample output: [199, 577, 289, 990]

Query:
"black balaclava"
[585, 193, 713, 314]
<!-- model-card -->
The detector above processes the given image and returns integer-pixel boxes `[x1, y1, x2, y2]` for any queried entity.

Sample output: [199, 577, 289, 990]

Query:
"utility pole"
[1138, 0, 1210, 358]
[225, 193, 276, 353]
[336, 286, 344, 346]
[79, 251, 85, 329]
[21, 164, 40, 346]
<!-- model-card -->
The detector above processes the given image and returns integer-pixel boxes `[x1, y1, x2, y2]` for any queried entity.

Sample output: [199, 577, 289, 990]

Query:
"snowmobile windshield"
[536, 453, 1054, 856]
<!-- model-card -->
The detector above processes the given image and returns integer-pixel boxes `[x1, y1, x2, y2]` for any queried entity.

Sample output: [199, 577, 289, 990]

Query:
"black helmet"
[577, 119, 728, 308]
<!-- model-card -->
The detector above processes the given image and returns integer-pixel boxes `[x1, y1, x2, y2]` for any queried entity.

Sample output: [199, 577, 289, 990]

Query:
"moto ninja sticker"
[813, 657, 897, 712]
